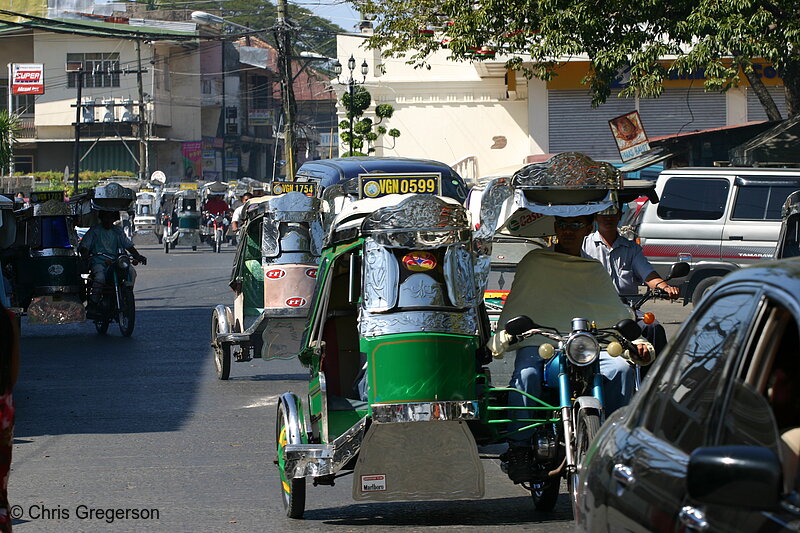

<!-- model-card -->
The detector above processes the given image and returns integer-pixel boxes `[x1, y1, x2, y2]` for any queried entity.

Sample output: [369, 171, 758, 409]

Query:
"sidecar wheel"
[118, 287, 136, 337]
[276, 401, 306, 519]
[530, 475, 560, 511]
[568, 409, 600, 515]
[95, 319, 109, 335]
[211, 312, 230, 380]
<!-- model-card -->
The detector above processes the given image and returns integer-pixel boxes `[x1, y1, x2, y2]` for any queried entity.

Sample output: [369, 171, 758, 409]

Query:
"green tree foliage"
[135, 0, 344, 59]
[0, 110, 20, 174]
[339, 86, 401, 156]
[354, 0, 800, 116]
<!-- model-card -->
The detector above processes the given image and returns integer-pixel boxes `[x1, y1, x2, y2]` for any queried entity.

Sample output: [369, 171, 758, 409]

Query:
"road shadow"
[306, 496, 574, 526]
[14, 307, 210, 437]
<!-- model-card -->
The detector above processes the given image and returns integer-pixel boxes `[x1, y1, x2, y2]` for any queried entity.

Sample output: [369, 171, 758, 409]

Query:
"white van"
[638, 167, 800, 304]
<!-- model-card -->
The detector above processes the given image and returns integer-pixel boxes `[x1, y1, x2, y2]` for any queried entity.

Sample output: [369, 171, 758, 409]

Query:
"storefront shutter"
[638, 89, 726, 137]
[746, 86, 788, 122]
[548, 89, 634, 161]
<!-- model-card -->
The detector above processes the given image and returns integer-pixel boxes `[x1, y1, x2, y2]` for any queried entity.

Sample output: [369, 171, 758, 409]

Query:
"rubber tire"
[569, 410, 601, 518]
[215, 232, 222, 253]
[212, 315, 231, 380]
[277, 402, 306, 519]
[118, 287, 135, 337]
[164, 238, 170, 254]
[95, 319, 110, 335]
[530, 475, 560, 511]
[157, 235, 163, 244]
[192, 245, 197, 251]
[691, 276, 722, 307]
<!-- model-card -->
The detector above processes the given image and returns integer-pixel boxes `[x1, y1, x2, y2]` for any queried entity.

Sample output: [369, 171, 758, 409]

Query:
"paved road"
[12, 242, 587, 533]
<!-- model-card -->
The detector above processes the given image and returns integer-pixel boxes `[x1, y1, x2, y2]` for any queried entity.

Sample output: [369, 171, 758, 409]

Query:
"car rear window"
[657, 177, 729, 220]
[732, 184, 800, 221]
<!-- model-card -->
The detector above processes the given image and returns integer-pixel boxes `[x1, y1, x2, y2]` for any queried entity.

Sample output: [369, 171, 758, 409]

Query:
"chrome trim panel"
[512, 152, 621, 189]
[397, 273, 445, 307]
[473, 177, 513, 293]
[362, 195, 468, 233]
[445, 245, 477, 308]
[360, 309, 478, 337]
[363, 239, 398, 312]
[369, 229, 471, 249]
[372, 401, 480, 423]
[29, 248, 78, 257]
[284, 415, 367, 479]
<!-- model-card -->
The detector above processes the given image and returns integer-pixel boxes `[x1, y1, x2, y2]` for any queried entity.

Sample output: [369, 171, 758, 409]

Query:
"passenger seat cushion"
[780, 427, 800, 492]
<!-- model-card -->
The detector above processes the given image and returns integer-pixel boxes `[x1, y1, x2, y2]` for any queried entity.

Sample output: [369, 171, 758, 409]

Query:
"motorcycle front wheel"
[276, 401, 306, 518]
[568, 409, 601, 516]
[118, 287, 136, 337]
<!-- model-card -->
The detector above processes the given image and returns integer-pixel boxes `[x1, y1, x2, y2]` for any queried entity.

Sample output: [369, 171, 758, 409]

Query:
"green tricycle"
[274, 155, 650, 518]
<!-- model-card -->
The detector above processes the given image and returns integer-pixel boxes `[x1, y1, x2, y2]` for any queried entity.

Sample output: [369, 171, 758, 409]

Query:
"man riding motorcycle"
[493, 213, 645, 484]
[582, 201, 679, 354]
[78, 210, 147, 317]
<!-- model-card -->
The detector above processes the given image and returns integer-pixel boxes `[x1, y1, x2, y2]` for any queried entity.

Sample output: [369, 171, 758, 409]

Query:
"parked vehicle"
[576, 258, 800, 533]
[775, 190, 800, 259]
[637, 167, 800, 305]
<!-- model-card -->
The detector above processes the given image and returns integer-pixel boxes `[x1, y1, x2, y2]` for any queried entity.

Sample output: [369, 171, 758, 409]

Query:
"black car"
[577, 258, 800, 533]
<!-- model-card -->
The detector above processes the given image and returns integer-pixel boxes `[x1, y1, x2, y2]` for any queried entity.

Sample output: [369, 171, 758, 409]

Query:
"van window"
[657, 177, 729, 220]
[732, 185, 800, 221]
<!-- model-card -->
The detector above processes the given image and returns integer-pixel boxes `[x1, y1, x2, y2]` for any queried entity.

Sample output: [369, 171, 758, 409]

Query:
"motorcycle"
[202, 213, 226, 253]
[491, 314, 641, 513]
[88, 251, 146, 336]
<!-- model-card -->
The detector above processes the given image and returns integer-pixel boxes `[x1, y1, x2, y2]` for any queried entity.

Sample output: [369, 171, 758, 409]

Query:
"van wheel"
[692, 276, 722, 307]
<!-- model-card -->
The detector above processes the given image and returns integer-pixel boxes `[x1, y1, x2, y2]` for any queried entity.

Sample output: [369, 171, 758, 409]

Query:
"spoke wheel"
[276, 402, 306, 519]
[118, 287, 136, 337]
[569, 410, 600, 517]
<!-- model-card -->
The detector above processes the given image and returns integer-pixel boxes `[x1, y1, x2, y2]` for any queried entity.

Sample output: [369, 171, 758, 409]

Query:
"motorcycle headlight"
[117, 255, 131, 270]
[564, 332, 600, 366]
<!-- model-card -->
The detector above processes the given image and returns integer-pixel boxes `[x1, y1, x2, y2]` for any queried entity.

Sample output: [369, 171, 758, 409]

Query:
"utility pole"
[136, 38, 148, 182]
[275, 0, 296, 179]
[71, 68, 84, 194]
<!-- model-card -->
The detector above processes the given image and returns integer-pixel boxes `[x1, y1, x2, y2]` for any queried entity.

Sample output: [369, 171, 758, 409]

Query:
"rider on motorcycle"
[496, 213, 640, 483]
[581, 201, 680, 353]
[78, 210, 147, 316]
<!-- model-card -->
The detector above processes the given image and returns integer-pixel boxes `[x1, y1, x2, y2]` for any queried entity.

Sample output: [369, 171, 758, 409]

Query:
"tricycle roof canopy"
[92, 182, 135, 212]
[296, 157, 469, 204]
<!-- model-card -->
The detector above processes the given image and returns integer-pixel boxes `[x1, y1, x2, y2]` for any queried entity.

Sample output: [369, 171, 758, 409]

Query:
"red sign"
[286, 297, 306, 307]
[265, 269, 286, 280]
[305, 268, 317, 279]
[402, 251, 438, 272]
[11, 63, 44, 95]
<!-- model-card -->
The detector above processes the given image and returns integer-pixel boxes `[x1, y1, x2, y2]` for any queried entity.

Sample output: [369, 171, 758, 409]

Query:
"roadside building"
[337, 30, 789, 177]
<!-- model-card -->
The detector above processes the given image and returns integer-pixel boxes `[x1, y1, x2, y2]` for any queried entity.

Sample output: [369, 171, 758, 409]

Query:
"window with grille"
[67, 53, 121, 88]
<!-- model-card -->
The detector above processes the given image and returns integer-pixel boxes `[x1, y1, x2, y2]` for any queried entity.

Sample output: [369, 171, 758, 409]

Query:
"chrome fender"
[573, 395, 603, 421]
[211, 305, 233, 345]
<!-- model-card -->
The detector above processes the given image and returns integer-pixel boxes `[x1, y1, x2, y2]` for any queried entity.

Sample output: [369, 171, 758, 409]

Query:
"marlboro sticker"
[11, 63, 44, 95]
[360, 474, 386, 492]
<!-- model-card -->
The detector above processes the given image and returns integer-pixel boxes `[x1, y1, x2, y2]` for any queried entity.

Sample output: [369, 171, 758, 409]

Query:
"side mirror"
[614, 318, 641, 341]
[666, 261, 690, 281]
[505, 315, 536, 337]
[687, 446, 782, 510]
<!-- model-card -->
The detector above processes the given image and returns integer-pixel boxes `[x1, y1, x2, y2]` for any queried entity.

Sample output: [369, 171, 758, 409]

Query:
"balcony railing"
[18, 117, 35, 139]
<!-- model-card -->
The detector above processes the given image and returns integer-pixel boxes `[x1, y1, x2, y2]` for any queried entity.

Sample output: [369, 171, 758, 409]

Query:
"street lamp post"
[333, 55, 368, 156]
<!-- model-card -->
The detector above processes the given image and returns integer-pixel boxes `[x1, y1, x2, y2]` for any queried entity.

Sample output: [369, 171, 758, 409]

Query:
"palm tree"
[0, 110, 21, 175]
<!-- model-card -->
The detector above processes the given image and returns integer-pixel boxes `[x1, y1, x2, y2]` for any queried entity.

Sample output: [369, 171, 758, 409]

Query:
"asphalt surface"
[10, 240, 693, 532]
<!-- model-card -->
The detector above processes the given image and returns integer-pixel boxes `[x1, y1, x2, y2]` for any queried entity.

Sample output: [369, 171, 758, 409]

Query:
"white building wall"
[337, 35, 530, 176]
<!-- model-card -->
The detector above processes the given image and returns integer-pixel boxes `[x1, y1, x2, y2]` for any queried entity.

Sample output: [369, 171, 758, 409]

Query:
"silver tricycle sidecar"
[210, 188, 321, 379]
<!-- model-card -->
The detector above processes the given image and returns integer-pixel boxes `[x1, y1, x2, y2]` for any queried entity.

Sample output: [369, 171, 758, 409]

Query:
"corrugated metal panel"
[548, 89, 634, 161]
[638, 89, 726, 136]
[746, 86, 787, 121]
[81, 143, 137, 173]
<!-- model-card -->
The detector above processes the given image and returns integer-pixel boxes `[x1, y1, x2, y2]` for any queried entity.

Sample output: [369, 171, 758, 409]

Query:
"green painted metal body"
[363, 333, 480, 405]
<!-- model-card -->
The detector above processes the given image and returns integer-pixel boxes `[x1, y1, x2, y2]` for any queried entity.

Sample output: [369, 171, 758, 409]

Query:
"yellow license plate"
[271, 181, 317, 196]
[358, 173, 442, 199]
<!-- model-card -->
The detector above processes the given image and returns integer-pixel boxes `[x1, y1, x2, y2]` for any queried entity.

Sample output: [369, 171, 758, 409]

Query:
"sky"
[294, 0, 360, 32]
